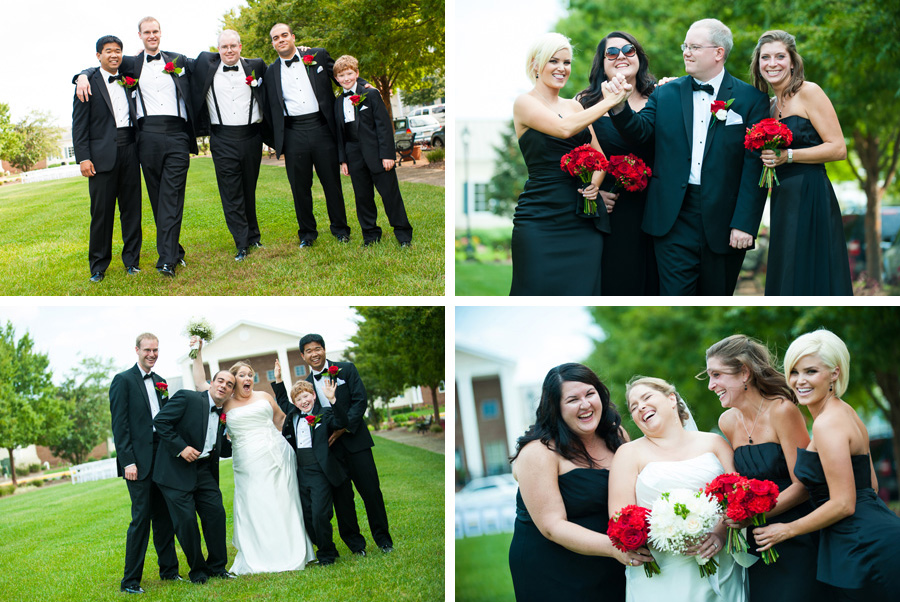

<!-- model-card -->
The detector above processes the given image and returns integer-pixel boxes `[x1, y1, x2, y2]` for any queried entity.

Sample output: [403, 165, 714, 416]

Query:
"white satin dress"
[226, 399, 316, 574]
[627, 452, 750, 602]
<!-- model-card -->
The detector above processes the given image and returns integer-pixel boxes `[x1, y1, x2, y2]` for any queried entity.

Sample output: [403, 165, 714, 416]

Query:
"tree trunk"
[6, 448, 16, 486]
[874, 371, 900, 491]
[429, 384, 441, 424]
[373, 76, 394, 122]
[855, 130, 884, 286]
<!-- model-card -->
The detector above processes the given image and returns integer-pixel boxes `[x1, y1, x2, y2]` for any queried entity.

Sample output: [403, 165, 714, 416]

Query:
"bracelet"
[787, 149, 793, 164]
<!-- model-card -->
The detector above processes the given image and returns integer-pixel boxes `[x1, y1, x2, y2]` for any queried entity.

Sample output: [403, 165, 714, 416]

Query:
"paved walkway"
[373, 427, 445, 454]
[260, 155, 445, 187]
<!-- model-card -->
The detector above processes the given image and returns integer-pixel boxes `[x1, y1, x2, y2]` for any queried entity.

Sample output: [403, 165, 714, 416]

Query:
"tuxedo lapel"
[272, 59, 285, 112]
[680, 77, 693, 149]
[702, 71, 734, 164]
[132, 367, 153, 416]
[93, 70, 116, 123]
[134, 52, 145, 79]
[204, 55, 221, 98]
[305, 53, 319, 96]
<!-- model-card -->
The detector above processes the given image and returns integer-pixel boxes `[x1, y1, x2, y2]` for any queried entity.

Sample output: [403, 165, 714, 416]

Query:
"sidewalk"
[374, 427, 445, 454]
[260, 154, 445, 187]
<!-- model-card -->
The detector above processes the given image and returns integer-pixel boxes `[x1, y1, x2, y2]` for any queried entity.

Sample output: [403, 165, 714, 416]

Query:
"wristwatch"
[787, 149, 793, 164]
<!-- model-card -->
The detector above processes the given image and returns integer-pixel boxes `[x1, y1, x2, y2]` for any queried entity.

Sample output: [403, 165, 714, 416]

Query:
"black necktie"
[146, 53, 161, 63]
[284, 55, 300, 67]
[108, 74, 122, 83]
[313, 372, 323, 381]
[691, 80, 714, 95]
[223, 65, 239, 72]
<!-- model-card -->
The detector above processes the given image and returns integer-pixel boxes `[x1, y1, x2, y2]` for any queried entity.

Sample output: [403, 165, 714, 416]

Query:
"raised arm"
[263, 392, 287, 432]
[190, 336, 210, 393]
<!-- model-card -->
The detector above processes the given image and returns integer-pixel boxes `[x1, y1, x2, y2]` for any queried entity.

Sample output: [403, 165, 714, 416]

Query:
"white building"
[456, 118, 514, 232]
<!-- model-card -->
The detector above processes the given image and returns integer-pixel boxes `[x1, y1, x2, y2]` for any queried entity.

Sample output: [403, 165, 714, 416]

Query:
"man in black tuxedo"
[73, 35, 142, 283]
[333, 55, 413, 248]
[75, 16, 198, 277]
[263, 23, 351, 248]
[607, 18, 769, 295]
[190, 30, 267, 262]
[152, 370, 236, 584]
[109, 333, 180, 594]
[272, 366, 349, 565]
[299, 334, 394, 553]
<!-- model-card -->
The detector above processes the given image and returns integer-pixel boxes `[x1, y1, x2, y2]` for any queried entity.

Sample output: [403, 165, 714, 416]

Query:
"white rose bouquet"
[648, 488, 721, 578]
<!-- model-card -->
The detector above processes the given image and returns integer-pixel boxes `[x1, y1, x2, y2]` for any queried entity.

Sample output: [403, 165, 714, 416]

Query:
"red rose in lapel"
[155, 381, 169, 399]
[350, 94, 367, 107]
[302, 55, 317, 66]
[118, 76, 139, 89]
[164, 57, 183, 76]
[305, 414, 322, 426]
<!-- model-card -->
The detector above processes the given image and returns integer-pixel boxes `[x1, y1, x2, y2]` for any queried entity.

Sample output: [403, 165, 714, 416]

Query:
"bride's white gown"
[226, 399, 316, 574]
[628, 452, 748, 602]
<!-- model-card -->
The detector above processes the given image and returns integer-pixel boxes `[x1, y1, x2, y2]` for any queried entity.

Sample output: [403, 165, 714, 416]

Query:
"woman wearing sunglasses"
[579, 32, 659, 296]
[510, 32, 630, 296]
[749, 30, 852, 295]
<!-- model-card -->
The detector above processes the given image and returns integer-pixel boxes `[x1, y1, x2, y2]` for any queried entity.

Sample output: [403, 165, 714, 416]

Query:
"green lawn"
[454, 262, 511, 296]
[0, 159, 444, 295]
[455, 532, 514, 602]
[0, 436, 443, 602]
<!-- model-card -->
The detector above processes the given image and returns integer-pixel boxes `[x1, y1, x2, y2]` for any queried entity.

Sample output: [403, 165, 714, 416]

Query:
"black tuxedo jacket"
[72, 69, 137, 172]
[152, 389, 232, 492]
[304, 360, 374, 454]
[109, 364, 168, 480]
[272, 381, 348, 487]
[334, 81, 395, 173]
[189, 52, 267, 137]
[610, 70, 769, 254]
[263, 48, 347, 157]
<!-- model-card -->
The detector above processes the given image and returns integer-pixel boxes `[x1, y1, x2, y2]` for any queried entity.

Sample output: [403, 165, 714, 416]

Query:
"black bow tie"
[143, 373, 153, 380]
[342, 90, 354, 97]
[313, 372, 324, 381]
[212, 405, 223, 415]
[285, 55, 300, 67]
[146, 53, 161, 63]
[108, 74, 122, 83]
[223, 65, 239, 72]
[691, 80, 714, 95]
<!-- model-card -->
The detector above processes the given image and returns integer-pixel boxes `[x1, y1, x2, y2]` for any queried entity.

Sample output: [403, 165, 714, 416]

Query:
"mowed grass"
[0, 159, 444, 295]
[0, 436, 443, 602]
[455, 532, 514, 602]
[454, 262, 511, 296]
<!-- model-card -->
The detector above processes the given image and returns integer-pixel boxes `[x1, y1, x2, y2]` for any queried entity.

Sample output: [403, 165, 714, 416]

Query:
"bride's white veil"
[679, 395, 699, 432]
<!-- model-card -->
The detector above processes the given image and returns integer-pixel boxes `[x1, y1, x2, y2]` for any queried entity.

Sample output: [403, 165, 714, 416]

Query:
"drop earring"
[829, 382, 833, 392]
[744, 382, 748, 391]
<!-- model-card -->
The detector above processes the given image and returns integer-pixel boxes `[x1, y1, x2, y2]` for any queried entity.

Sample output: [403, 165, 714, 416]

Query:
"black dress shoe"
[120, 585, 145, 594]
[157, 264, 175, 277]
[335, 235, 350, 243]
[160, 575, 183, 581]
[235, 248, 248, 261]
[212, 571, 236, 579]
[400, 241, 412, 249]
[125, 266, 141, 276]
[353, 549, 367, 557]
[362, 239, 381, 247]
[178, 258, 187, 267]
[191, 575, 208, 585]
[89, 272, 104, 283]
[251, 241, 264, 249]
[299, 239, 314, 248]
[319, 559, 335, 566]
[380, 545, 394, 553]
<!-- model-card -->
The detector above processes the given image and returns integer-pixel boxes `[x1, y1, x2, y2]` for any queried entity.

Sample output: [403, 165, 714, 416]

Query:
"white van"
[409, 104, 445, 125]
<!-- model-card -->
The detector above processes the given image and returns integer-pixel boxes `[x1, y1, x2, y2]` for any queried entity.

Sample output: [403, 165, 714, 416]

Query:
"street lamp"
[461, 126, 475, 261]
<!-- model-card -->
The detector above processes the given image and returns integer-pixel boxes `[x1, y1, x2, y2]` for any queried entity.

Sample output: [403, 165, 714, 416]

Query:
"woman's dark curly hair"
[510, 363, 625, 467]
[578, 31, 657, 109]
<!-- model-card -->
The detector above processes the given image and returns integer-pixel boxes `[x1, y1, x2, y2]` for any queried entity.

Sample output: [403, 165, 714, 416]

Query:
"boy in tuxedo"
[273, 365, 348, 565]
[333, 55, 413, 248]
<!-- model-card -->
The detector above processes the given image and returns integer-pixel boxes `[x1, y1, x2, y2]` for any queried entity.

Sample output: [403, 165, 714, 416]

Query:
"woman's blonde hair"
[625, 376, 691, 426]
[783, 329, 849, 397]
[229, 360, 255, 378]
[525, 32, 572, 81]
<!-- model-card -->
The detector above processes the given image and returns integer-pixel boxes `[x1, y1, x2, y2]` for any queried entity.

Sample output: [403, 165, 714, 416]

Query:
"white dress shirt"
[101, 68, 131, 128]
[293, 414, 313, 449]
[281, 53, 319, 116]
[689, 69, 725, 185]
[206, 62, 262, 125]
[311, 362, 333, 408]
[198, 394, 220, 459]
[135, 54, 188, 120]
[342, 87, 356, 122]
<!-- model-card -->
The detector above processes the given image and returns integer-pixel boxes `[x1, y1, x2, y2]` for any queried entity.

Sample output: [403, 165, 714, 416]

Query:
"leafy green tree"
[0, 322, 59, 485]
[487, 120, 528, 218]
[48, 356, 116, 466]
[400, 70, 445, 108]
[351, 306, 445, 423]
[223, 0, 444, 121]
[0, 102, 17, 161]
[0, 110, 62, 173]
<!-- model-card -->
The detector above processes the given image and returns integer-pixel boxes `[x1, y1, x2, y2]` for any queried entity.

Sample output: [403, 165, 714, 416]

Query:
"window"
[253, 373, 259, 383]
[294, 365, 307, 377]
[481, 399, 499, 420]
[65, 147, 76, 159]
[484, 441, 509, 476]
[474, 183, 490, 212]
[438, 380, 445, 393]
[266, 370, 275, 382]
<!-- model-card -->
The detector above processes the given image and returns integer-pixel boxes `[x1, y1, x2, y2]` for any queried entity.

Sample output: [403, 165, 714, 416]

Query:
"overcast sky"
[1, 303, 361, 384]
[0, 0, 247, 126]
[455, 306, 603, 383]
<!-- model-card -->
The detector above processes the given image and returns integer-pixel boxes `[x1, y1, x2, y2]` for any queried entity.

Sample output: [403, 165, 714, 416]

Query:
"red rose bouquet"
[705, 473, 748, 554]
[560, 144, 605, 215]
[598, 153, 652, 195]
[705, 473, 780, 564]
[608, 505, 661, 578]
[743, 118, 793, 188]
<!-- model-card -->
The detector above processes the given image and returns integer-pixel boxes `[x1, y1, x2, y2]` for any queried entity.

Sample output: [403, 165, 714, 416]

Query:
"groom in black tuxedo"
[299, 334, 394, 554]
[72, 35, 142, 283]
[190, 30, 268, 261]
[608, 18, 769, 295]
[109, 333, 180, 594]
[153, 371, 236, 584]
[263, 23, 351, 247]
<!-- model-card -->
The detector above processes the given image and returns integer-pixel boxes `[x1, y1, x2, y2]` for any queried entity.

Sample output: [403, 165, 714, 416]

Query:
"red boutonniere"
[117, 76, 139, 89]
[709, 98, 735, 127]
[155, 381, 169, 399]
[305, 414, 322, 427]
[350, 94, 366, 107]
[164, 57, 184, 76]
[245, 70, 260, 87]
[302, 55, 317, 66]
[327, 365, 340, 383]
[219, 412, 227, 426]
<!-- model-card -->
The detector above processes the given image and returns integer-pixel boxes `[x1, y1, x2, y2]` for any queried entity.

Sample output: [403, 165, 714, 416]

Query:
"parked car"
[842, 206, 900, 280]
[393, 116, 414, 146]
[884, 228, 900, 284]
[410, 104, 445, 125]
[431, 126, 444, 148]
[870, 436, 898, 502]
[456, 474, 518, 501]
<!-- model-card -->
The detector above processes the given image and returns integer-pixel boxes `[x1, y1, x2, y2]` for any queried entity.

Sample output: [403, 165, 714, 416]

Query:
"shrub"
[28, 463, 41, 474]
[429, 423, 443, 433]
[31, 478, 44, 487]
[0, 484, 15, 497]
[425, 148, 445, 163]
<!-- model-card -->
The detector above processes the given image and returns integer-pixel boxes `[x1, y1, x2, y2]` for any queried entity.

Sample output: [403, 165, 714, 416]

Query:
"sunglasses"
[605, 44, 636, 60]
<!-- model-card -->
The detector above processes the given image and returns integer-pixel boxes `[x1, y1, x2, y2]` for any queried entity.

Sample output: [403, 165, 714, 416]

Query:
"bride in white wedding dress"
[191, 339, 315, 574]
[609, 376, 749, 602]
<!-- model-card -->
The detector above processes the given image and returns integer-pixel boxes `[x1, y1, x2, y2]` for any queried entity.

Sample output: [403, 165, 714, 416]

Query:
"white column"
[456, 367, 484, 479]
[278, 347, 292, 388]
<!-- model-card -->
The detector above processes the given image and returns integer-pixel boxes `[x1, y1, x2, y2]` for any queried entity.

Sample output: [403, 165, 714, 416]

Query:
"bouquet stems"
[643, 560, 661, 578]
[753, 515, 780, 565]
[725, 527, 748, 554]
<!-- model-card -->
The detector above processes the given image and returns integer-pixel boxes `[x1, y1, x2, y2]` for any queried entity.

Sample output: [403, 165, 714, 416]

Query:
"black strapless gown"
[734, 443, 824, 601]
[510, 128, 609, 296]
[508, 468, 625, 601]
[765, 115, 853, 295]
[591, 116, 659, 296]
[794, 449, 900, 600]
